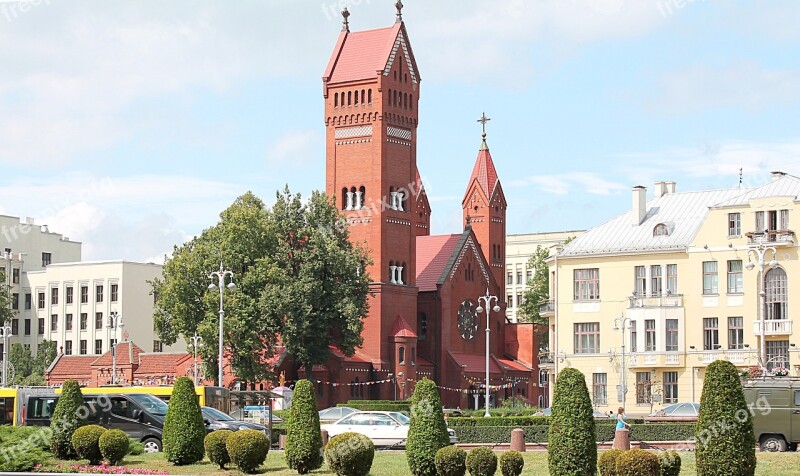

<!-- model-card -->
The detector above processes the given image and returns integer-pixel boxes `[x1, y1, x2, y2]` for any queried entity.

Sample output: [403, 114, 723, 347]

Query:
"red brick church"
[279, 3, 543, 409]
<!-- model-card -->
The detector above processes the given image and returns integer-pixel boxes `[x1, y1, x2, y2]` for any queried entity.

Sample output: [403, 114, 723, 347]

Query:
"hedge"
[447, 416, 645, 427]
[342, 400, 410, 405]
[452, 423, 696, 444]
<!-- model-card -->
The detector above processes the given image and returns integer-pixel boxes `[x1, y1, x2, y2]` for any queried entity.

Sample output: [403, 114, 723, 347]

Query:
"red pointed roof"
[465, 137, 499, 199]
[416, 234, 462, 292]
[390, 314, 417, 338]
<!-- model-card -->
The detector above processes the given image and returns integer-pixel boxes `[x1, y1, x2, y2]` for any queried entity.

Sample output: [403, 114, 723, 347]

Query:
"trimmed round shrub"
[285, 379, 324, 474]
[51, 379, 86, 459]
[99, 429, 129, 465]
[163, 376, 206, 465]
[71, 424, 106, 464]
[598, 449, 624, 476]
[658, 450, 681, 476]
[499, 451, 523, 476]
[466, 447, 497, 476]
[435, 445, 467, 476]
[547, 368, 597, 476]
[127, 438, 144, 456]
[324, 432, 375, 476]
[205, 430, 234, 469]
[696, 360, 757, 476]
[616, 449, 660, 476]
[406, 378, 450, 476]
[227, 429, 270, 474]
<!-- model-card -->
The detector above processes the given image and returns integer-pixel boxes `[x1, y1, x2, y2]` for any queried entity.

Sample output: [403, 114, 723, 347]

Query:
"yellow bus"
[0, 387, 18, 426]
[54, 386, 230, 412]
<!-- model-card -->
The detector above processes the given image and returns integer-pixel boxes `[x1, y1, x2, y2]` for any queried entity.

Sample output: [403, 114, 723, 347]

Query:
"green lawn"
[43, 449, 800, 475]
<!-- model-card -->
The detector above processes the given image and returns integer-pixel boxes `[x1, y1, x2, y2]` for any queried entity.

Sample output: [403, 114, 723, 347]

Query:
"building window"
[65, 314, 73, 331]
[11, 293, 18, 310]
[630, 320, 637, 353]
[51, 287, 58, 305]
[11, 319, 18, 335]
[25, 293, 31, 310]
[66, 286, 74, 304]
[95, 339, 102, 355]
[411, 346, 416, 366]
[80, 313, 88, 330]
[516, 293, 523, 307]
[111, 284, 119, 302]
[653, 223, 669, 236]
[418, 313, 427, 341]
[516, 271, 523, 285]
[507, 295, 513, 308]
[398, 346, 405, 365]
[663, 371, 678, 404]
[573, 268, 599, 301]
[727, 260, 743, 294]
[42, 252, 51, 267]
[592, 373, 608, 406]
[651, 265, 662, 296]
[64, 341, 73, 355]
[645, 319, 656, 352]
[574, 323, 600, 354]
[702, 261, 718, 295]
[665, 319, 678, 352]
[527, 269, 533, 282]
[38, 318, 45, 335]
[153, 340, 163, 352]
[703, 318, 719, 350]
[96, 285, 104, 303]
[12, 268, 19, 284]
[24, 319, 31, 335]
[37, 292, 45, 309]
[766, 340, 789, 370]
[507, 271, 513, 285]
[765, 268, 787, 321]
[634, 266, 646, 296]
[80, 340, 87, 355]
[95, 312, 103, 329]
[756, 210, 765, 232]
[636, 372, 652, 404]
[81, 286, 88, 304]
[50, 314, 58, 332]
[728, 317, 744, 350]
[728, 212, 741, 236]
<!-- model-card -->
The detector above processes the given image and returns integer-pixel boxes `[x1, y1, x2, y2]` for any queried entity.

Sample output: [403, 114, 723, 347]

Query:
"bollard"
[321, 429, 329, 447]
[279, 434, 288, 450]
[510, 428, 526, 452]
[612, 429, 630, 450]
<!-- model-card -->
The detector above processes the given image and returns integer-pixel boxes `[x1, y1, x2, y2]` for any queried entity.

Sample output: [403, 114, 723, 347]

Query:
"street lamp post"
[476, 288, 501, 418]
[613, 316, 632, 405]
[208, 263, 236, 387]
[746, 241, 778, 370]
[1, 325, 12, 386]
[190, 332, 203, 386]
[107, 312, 123, 385]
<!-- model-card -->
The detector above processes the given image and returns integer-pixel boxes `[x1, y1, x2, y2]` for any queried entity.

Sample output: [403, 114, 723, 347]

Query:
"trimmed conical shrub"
[696, 360, 756, 476]
[285, 379, 323, 474]
[406, 377, 450, 476]
[51, 379, 86, 459]
[163, 376, 206, 465]
[547, 367, 596, 476]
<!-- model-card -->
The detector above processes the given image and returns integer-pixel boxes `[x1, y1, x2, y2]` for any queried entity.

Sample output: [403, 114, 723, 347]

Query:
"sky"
[0, 0, 798, 263]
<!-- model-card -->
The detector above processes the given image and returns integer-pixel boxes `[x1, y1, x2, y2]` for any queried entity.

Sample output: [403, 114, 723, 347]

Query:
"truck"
[743, 378, 800, 452]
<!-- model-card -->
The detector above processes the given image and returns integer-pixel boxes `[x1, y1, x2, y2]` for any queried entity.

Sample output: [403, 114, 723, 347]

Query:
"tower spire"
[342, 7, 350, 32]
[477, 112, 491, 150]
[395, 0, 404, 22]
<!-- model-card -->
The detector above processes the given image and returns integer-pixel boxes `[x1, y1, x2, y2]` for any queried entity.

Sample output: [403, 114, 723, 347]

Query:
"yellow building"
[542, 173, 799, 416]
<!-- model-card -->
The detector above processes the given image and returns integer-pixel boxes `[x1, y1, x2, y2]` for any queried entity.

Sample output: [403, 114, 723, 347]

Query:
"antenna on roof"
[738, 167, 743, 188]
[342, 7, 350, 32]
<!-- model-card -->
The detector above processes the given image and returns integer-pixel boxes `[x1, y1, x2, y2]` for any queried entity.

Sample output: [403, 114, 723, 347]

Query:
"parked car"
[645, 402, 700, 421]
[319, 406, 358, 423]
[743, 379, 800, 451]
[321, 411, 458, 447]
[202, 406, 270, 434]
[535, 408, 611, 418]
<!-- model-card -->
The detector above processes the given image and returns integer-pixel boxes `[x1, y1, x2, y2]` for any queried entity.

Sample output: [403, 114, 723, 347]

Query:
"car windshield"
[390, 412, 410, 425]
[127, 394, 169, 416]
[203, 406, 235, 421]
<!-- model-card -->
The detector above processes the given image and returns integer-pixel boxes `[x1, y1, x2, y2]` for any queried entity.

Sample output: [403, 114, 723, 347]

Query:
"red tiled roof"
[133, 353, 191, 377]
[416, 355, 435, 367]
[449, 352, 503, 374]
[497, 358, 532, 372]
[47, 355, 97, 378]
[390, 314, 417, 338]
[324, 24, 401, 84]
[465, 145, 499, 200]
[329, 345, 371, 363]
[92, 342, 143, 367]
[416, 234, 462, 291]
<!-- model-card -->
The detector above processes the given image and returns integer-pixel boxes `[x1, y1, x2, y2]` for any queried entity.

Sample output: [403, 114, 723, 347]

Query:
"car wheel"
[143, 437, 162, 453]
[760, 435, 787, 452]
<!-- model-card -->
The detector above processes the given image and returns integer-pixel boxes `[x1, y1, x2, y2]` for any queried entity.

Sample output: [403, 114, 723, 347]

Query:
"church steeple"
[462, 114, 506, 296]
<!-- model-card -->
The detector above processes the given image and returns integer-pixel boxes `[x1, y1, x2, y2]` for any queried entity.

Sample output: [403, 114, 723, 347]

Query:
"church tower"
[462, 114, 507, 298]
[322, 3, 420, 382]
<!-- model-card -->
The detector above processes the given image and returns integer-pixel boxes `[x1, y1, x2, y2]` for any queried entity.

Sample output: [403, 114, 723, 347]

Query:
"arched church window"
[341, 187, 348, 211]
[361, 89, 365, 105]
[410, 94, 413, 110]
[418, 313, 427, 341]
[358, 186, 366, 209]
[354, 90, 359, 104]
[334, 93, 338, 108]
[368, 89, 372, 104]
[398, 346, 405, 365]
[347, 91, 352, 106]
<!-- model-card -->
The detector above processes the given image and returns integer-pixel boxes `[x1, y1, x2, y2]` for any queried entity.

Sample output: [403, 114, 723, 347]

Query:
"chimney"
[665, 181, 676, 194]
[771, 171, 786, 181]
[632, 186, 647, 225]
[654, 181, 667, 198]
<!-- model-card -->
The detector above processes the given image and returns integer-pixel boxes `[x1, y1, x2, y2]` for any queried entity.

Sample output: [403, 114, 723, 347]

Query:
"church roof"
[390, 314, 417, 338]
[92, 342, 143, 367]
[464, 137, 500, 201]
[416, 233, 463, 291]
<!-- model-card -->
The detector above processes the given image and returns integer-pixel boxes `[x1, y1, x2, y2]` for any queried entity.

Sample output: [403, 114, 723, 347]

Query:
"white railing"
[628, 294, 683, 308]
[753, 320, 793, 336]
[701, 352, 720, 364]
[727, 350, 748, 364]
[665, 353, 679, 365]
[644, 354, 657, 365]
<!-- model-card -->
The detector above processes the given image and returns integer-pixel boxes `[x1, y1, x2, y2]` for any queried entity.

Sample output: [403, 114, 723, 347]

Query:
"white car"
[321, 411, 457, 447]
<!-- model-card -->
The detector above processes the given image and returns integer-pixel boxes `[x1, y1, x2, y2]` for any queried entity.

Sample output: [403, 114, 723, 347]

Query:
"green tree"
[285, 379, 323, 474]
[406, 378, 450, 476]
[547, 367, 596, 476]
[695, 360, 756, 476]
[8, 343, 32, 384]
[518, 245, 550, 325]
[163, 377, 206, 465]
[9, 340, 56, 385]
[50, 379, 86, 459]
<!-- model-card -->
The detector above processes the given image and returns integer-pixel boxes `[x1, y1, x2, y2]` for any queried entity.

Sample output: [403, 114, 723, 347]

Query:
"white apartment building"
[505, 231, 583, 322]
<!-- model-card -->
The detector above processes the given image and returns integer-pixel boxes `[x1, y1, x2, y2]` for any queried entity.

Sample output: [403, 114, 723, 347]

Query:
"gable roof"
[416, 228, 492, 292]
[323, 22, 420, 86]
[92, 342, 143, 367]
[712, 173, 800, 207]
[46, 355, 97, 378]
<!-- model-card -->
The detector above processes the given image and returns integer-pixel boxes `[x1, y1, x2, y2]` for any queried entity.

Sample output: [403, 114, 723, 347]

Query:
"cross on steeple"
[395, 0, 404, 22]
[342, 7, 350, 32]
[477, 112, 491, 149]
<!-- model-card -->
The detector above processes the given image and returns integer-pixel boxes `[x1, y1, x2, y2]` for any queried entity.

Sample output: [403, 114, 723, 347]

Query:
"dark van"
[22, 391, 166, 453]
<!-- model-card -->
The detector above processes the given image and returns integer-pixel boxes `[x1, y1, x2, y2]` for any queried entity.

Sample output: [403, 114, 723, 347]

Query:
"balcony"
[746, 230, 795, 246]
[628, 294, 683, 308]
[753, 319, 793, 336]
[696, 349, 751, 365]
[538, 299, 555, 316]
[538, 351, 555, 369]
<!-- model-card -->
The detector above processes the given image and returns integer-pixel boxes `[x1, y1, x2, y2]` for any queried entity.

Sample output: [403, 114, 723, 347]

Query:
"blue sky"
[0, 0, 798, 262]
